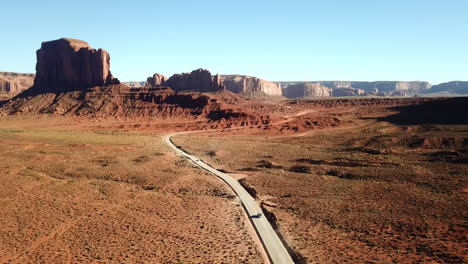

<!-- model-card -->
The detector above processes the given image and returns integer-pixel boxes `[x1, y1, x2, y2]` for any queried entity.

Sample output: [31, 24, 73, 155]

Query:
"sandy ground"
[0, 97, 467, 264]
[0, 117, 264, 264]
[173, 102, 468, 263]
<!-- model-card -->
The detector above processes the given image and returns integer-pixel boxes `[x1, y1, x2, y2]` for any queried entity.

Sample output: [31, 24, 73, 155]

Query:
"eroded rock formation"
[219, 75, 282, 96]
[0, 84, 244, 119]
[145, 73, 167, 87]
[33, 38, 119, 92]
[1, 39, 257, 127]
[164, 69, 224, 92]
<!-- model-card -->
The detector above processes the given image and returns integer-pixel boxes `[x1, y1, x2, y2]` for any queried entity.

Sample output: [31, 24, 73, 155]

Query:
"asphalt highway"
[163, 134, 294, 264]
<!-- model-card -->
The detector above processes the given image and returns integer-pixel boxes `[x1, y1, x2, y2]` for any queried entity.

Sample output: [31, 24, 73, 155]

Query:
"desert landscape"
[1, 2, 467, 263]
[0, 37, 466, 264]
[172, 98, 468, 263]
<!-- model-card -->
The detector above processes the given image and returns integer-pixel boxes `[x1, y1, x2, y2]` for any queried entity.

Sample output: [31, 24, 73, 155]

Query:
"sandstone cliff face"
[145, 73, 167, 87]
[394, 82, 431, 93]
[319, 81, 430, 94]
[332, 88, 366, 97]
[0, 72, 34, 99]
[164, 69, 224, 92]
[283, 83, 331, 98]
[33, 38, 119, 92]
[423, 81, 468, 95]
[281, 81, 431, 98]
[219, 75, 282, 96]
[0, 39, 267, 128]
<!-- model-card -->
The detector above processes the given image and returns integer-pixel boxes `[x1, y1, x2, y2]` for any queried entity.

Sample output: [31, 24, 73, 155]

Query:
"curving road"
[163, 133, 295, 264]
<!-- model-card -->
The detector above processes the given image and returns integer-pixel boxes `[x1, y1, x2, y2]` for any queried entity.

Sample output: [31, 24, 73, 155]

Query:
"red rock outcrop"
[1, 39, 277, 129]
[0, 84, 250, 120]
[164, 69, 224, 92]
[145, 73, 168, 87]
[219, 75, 282, 96]
[33, 38, 119, 92]
[0, 40, 255, 126]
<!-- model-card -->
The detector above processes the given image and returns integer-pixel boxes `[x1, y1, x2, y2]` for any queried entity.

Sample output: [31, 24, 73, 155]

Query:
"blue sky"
[2, 0, 467, 84]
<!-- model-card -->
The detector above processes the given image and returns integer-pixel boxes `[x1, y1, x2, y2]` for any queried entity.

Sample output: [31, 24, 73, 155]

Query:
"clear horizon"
[2, 0, 467, 84]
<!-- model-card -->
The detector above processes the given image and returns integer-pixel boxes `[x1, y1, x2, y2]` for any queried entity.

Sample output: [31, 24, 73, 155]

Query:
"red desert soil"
[0, 97, 467, 264]
[172, 97, 468, 264]
[0, 117, 264, 264]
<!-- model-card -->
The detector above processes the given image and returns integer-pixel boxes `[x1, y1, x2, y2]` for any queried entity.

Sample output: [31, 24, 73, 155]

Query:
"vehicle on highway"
[251, 213, 263, 218]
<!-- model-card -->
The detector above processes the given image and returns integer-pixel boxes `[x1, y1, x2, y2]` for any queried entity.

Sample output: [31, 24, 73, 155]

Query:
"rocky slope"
[0, 72, 34, 100]
[0, 84, 247, 119]
[219, 75, 282, 96]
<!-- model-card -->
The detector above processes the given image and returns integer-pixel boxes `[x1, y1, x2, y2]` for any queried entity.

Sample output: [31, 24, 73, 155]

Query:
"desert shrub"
[289, 165, 311, 173]
[257, 160, 283, 169]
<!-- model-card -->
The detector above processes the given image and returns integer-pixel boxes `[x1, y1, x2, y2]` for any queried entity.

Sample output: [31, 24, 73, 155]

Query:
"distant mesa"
[32, 38, 119, 93]
[162, 69, 224, 93]
[283, 83, 331, 98]
[281, 81, 433, 98]
[219, 75, 282, 96]
[422, 81, 468, 95]
[0, 72, 34, 100]
[143, 71, 283, 97]
[332, 87, 366, 97]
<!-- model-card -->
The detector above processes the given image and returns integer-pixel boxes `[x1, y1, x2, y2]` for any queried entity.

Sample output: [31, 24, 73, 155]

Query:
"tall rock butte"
[219, 75, 282, 96]
[33, 38, 119, 92]
[163, 69, 224, 92]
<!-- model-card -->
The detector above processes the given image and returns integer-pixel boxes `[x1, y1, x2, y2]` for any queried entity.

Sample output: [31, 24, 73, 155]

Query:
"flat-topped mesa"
[283, 83, 331, 98]
[219, 75, 282, 96]
[423, 81, 468, 95]
[34, 38, 119, 92]
[145, 73, 168, 87]
[163, 69, 225, 92]
[281, 81, 432, 98]
[0, 72, 35, 99]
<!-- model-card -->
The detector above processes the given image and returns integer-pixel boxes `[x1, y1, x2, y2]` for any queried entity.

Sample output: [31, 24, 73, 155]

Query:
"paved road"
[163, 134, 295, 264]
